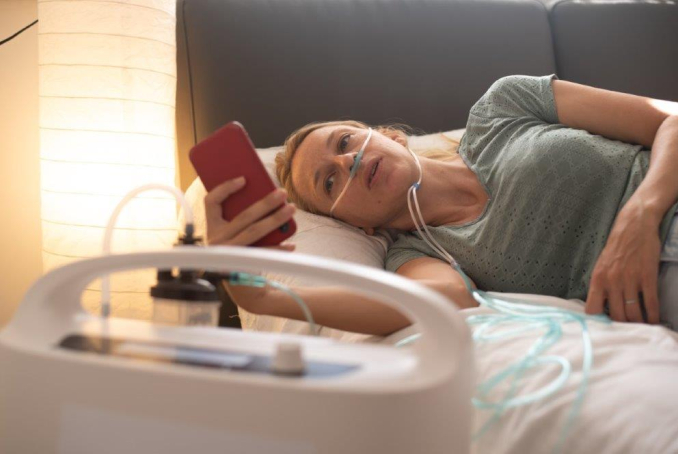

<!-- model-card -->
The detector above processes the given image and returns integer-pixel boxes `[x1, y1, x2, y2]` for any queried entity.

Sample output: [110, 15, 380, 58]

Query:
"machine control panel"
[58, 334, 358, 379]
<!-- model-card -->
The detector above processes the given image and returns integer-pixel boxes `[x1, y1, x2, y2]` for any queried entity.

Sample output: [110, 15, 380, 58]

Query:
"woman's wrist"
[639, 200, 670, 230]
[222, 279, 269, 315]
[623, 193, 665, 228]
[253, 285, 288, 316]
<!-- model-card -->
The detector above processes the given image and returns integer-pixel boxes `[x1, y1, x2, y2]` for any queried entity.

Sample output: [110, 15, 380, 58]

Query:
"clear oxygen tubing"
[226, 271, 319, 336]
[100, 184, 319, 336]
[330, 128, 373, 218]
[101, 184, 194, 318]
[323, 135, 610, 452]
[400, 146, 611, 454]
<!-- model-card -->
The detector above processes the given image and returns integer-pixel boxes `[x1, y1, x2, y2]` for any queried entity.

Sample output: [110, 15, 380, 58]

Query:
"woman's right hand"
[204, 176, 296, 247]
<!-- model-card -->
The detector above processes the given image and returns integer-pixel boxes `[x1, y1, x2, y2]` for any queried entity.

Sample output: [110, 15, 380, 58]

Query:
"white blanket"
[459, 293, 678, 454]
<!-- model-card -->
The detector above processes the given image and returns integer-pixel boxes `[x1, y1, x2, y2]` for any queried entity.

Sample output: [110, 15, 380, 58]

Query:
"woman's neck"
[387, 154, 489, 231]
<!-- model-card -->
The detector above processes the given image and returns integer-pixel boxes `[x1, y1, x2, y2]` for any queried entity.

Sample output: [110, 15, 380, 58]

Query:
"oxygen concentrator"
[0, 246, 474, 453]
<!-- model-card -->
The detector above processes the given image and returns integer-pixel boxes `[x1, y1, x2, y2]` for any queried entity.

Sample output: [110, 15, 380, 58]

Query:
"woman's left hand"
[585, 199, 663, 324]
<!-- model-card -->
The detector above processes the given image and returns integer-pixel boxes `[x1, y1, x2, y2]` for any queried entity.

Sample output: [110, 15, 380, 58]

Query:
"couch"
[175, 0, 678, 190]
[174, 0, 678, 336]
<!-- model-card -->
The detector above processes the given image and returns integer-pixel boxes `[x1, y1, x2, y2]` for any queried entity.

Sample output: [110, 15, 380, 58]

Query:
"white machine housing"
[0, 246, 474, 454]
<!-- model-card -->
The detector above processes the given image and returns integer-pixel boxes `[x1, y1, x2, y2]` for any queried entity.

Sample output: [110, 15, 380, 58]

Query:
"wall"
[0, 0, 42, 327]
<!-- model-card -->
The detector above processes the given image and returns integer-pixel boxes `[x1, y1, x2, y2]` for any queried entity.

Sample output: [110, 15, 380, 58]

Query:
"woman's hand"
[585, 198, 662, 324]
[204, 177, 297, 313]
[204, 177, 296, 248]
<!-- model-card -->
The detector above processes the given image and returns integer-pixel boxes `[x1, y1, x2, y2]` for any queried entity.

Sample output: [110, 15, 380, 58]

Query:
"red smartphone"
[189, 121, 296, 247]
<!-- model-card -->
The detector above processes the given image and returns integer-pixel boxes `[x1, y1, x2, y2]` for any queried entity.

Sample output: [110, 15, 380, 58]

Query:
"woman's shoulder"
[470, 74, 559, 123]
[460, 74, 560, 168]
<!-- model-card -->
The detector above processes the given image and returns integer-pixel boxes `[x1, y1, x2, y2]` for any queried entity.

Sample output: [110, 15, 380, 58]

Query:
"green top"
[385, 74, 678, 300]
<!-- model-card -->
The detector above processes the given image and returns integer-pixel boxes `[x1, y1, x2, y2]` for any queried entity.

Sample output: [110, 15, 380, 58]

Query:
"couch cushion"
[177, 0, 556, 157]
[550, 0, 678, 101]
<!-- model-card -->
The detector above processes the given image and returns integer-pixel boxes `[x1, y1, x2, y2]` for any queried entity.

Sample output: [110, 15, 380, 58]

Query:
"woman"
[205, 74, 678, 336]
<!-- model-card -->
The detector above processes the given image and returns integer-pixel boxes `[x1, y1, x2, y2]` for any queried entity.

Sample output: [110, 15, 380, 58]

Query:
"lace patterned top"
[385, 74, 678, 300]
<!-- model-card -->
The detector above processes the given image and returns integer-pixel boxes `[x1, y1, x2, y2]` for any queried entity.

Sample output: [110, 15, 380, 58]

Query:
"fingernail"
[235, 176, 246, 185]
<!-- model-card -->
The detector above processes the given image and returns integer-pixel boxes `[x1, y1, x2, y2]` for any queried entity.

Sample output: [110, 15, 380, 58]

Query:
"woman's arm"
[552, 80, 678, 323]
[247, 285, 411, 336]
[225, 256, 478, 336]
[395, 256, 478, 303]
[623, 115, 678, 226]
[553, 80, 678, 222]
[552, 80, 677, 148]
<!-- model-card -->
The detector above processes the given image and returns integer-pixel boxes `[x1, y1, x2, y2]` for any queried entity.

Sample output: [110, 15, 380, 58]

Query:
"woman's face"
[291, 125, 417, 232]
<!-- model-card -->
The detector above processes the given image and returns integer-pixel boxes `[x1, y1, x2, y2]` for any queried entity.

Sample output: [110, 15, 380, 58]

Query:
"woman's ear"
[361, 226, 375, 236]
[383, 129, 408, 147]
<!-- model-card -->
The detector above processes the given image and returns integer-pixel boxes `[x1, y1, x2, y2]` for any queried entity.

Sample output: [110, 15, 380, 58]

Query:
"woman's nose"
[336, 152, 359, 175]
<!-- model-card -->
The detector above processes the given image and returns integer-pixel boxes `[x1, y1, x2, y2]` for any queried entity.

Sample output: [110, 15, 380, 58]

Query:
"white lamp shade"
[38, 0, 178, 319]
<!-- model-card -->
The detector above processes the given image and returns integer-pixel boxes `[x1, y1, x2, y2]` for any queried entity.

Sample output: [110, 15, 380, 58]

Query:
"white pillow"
[180, 128, 465, 341]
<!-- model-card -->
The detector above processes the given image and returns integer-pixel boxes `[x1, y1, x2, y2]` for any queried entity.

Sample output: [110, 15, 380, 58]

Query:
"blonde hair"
[275, 120, 460, 215]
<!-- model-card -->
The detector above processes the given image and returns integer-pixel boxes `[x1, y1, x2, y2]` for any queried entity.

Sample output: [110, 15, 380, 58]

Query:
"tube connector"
[178, 223, 201, 246]
[227, 272, 267, 288]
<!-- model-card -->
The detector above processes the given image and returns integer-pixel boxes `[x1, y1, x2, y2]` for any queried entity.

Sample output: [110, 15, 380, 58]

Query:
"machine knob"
[272, 342, 305, 376]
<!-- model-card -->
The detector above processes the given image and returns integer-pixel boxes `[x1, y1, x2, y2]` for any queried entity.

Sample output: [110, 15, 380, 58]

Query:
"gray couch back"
[550, 0, 678, 102]
[176, 0, 678, 189]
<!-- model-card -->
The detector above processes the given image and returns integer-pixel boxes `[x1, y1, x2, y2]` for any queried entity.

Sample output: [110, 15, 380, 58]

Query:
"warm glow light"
[38, 0, 178, 319]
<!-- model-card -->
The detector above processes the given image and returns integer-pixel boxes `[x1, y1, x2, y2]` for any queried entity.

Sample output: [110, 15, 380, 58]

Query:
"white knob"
[272, 342, 305, 376]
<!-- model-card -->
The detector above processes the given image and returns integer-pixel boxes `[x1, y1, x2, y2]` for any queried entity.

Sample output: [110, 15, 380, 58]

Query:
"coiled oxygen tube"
[400, 145, 611, 454]
[320, 129, 610, 453]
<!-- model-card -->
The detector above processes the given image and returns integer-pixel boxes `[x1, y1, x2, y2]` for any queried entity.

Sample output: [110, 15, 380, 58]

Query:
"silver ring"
[624, 298, 638, 305]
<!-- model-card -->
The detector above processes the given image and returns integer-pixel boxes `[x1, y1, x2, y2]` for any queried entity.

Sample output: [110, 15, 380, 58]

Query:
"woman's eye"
[339, 134, 350, 152]
[324, 173, 335, 194]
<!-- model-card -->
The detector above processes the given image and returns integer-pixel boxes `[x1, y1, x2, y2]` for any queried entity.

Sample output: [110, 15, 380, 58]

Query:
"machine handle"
[7, 246, 471, 372]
